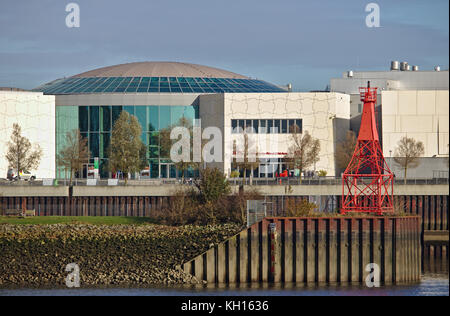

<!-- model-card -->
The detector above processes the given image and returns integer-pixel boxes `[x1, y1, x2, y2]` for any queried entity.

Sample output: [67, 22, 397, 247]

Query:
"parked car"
[7, 169, 36, 181]
[140, 168, 150, 179]
[6, 169, 16, 180]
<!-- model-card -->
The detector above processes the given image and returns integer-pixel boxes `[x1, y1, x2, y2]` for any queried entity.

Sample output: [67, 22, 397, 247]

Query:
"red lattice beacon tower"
[341, 82, 394, 215]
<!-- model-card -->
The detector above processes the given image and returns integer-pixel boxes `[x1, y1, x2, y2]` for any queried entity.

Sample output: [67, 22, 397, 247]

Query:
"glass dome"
[36, 76, 286, 94]
[34, 62, 286, 94]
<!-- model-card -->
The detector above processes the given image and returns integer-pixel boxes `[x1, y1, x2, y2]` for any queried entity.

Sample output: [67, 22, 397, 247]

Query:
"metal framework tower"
[341, 82, 394, 215]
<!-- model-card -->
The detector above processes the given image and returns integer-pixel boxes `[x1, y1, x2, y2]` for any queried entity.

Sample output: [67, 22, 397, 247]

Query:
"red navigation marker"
[341, 82, 394, 215]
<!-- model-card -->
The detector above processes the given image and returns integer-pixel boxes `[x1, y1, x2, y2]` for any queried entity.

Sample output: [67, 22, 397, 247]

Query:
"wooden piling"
[181, 216, 422, 285]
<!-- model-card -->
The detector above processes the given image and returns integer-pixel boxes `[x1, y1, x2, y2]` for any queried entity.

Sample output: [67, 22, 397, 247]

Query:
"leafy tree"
[393, 136, 425, 184]
[335, 130, 357, 171]
[57, 129, 91, 185]
[5, 123, 42, 178]
[284, 129, 320, 183]
[107, 111, 145, 184]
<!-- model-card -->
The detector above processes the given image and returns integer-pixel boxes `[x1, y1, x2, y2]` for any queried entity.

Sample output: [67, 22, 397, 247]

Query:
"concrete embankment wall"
[181, 217, 422, 284]
[0, 193, 447, 235]
[423, 243, 449, 274]
[264, 195, 448, 232]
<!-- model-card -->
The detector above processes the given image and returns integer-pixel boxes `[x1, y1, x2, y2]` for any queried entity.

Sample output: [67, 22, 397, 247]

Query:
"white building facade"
[330, 62, 449, 179]
[199, 92, 350, 177]
[0, 90, 56, 179]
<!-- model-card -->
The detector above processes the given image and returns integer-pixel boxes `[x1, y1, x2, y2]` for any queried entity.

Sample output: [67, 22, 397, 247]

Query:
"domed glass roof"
[34, 62, 286, 94]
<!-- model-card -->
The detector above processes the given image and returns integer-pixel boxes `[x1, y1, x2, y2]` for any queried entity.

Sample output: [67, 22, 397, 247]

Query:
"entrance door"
[159, 163, 177, 179]
[160, 164, 168, 178]
[82, 163, 89, 179]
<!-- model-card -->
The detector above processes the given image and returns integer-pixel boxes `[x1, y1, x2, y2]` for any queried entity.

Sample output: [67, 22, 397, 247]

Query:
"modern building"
[3, 60, 445, 181]
[26, 61, 351, 179]
[330, 61, 449, 178]
[0, 89, 55, 179]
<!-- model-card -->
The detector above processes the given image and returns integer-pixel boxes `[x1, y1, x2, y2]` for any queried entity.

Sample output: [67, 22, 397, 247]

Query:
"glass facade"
[36, 77, 286, 95]
[56, 105, 198, 179]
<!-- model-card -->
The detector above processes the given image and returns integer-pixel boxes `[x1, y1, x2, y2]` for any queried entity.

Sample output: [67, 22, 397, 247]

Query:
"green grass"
[0, 216, 159, 225]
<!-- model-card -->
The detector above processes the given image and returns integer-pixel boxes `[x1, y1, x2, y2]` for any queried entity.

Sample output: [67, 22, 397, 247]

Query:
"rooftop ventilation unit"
[412, 65, 419, 71]
[286, 83, 292, 92]
[348, 70, 354, 78]
[435, 66, 441, 72]
[390, 61, 400, 71]
[400, 62, 408, 71]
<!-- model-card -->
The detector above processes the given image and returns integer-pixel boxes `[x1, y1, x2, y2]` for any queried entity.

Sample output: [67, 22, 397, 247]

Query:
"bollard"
[269, 223, 277, 282]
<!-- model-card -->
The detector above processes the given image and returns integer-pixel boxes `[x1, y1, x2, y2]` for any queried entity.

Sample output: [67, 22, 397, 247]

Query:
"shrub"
[157, 171, 263, 226]
[318, 170, 327, 177]
[285, 199, 318, 217]
[230, 170, 240, 178]
[194, 168, 231, 205]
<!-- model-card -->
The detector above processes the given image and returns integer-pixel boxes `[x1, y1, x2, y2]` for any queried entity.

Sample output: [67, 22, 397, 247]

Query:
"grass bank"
[0, 216, 159, 225]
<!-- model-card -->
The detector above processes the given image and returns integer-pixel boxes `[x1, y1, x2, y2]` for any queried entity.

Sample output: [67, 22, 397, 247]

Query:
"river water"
[0, 271, 447, 296]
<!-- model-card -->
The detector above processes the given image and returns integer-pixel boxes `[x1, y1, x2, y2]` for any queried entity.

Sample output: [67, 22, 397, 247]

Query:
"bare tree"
[393, 136, 425, 184]
[232, 131, 260, 185]
[57, 129, 90, 186]
[107, 111, 145, 185]
[159, 117, 203, 182]
[284, 129, 320, 183]
[335, 130, 357, 171]
[5, 123, 42, 179]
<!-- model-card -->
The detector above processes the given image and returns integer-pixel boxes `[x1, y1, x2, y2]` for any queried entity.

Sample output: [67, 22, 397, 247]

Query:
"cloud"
[0, 0, 448, 90]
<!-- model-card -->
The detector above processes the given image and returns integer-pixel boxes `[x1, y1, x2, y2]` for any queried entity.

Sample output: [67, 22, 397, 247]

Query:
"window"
[268, 120, 273, 133]
[148, 106, 158, 131]
[238, 120, 245, 131]
[89, 106, 99, 132]
[274, 119, 280, 134]
[111, 106, 123, 127]
[231, 120, 237, 133]
[159, 106, 171, 129]
[124, 106, 134, 116]
[358, 104, 362, 113]
[171, 106, 186, 126]
[295, 119, 303, 133]
[89, 133, 99, 158]
[259, 120, 266, 133]
[79, 106, 89, 132]
[135, 106, 147, 131]
[282, 119, 287, 134]
[288, 119, 294, 133]
[245, 120, 252, 133]
[100, 133, 110, 158]
[253, 120, 259, 133]
[101, 106, 111, 132]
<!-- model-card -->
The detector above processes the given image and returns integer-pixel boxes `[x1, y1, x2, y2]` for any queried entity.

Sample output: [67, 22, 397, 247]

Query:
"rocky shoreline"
[0, 223, 242, 288]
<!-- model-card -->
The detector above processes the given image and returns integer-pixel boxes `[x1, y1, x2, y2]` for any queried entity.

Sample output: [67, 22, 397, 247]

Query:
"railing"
[0, 176, 448, 187]
[228, 176, 450, 186]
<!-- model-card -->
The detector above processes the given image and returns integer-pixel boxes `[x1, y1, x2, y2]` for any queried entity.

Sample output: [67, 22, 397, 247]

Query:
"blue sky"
[0, 0, 448, 91]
